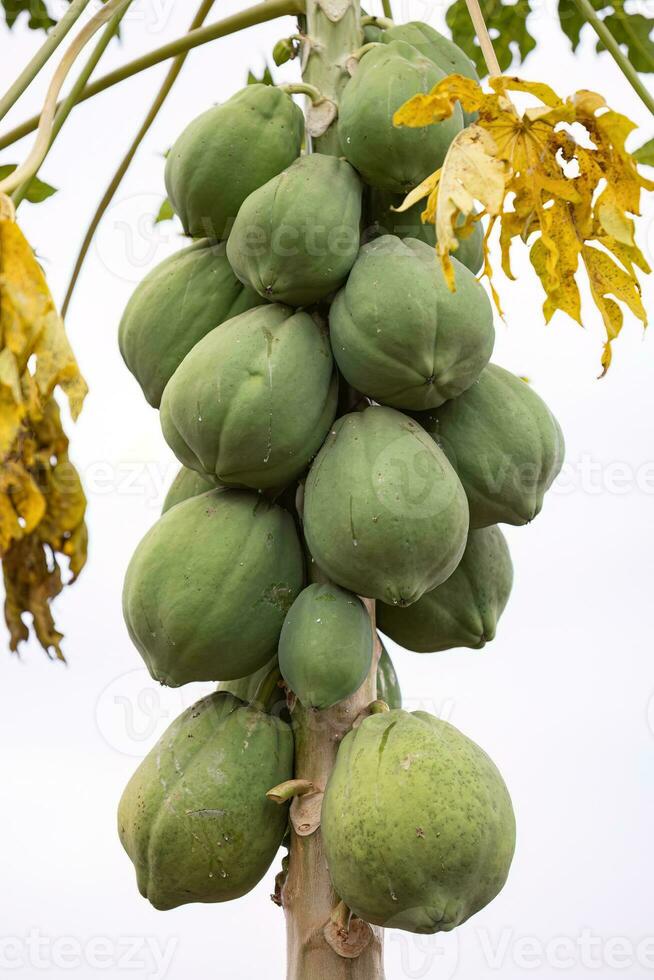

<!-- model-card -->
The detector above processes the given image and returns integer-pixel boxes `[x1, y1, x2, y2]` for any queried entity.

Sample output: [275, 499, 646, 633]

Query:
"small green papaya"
[367, 190, 484, 274]
[303, 406, 469, 606]
[160, 304, 337, 491]
[381, 22, 480, 125]
[378, 526, 513, 652]
[118, 240, 264, 408]
[161, 466, 219, 514]
[122, 489, 304, 685]
[416, 364, 565, 527]
[338, 41, 463, 193]
[330, 236, 494, 410]
[321, 709, 515, 933]
[220, 644, 400, 711]
[165, 85, 304, 239]
[377, 640, 402, 709]
[278, 583, 374, 709]
[118, 692, 293, 910]
[226, 154, 362, 306]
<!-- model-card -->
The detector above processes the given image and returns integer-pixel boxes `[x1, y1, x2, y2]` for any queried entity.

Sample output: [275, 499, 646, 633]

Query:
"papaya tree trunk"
[282, 9, 385, 977]
[283, 610, 385, 980]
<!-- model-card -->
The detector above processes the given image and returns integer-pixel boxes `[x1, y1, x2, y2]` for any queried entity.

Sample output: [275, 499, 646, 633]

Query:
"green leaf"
[154, 198, 174, 224]
[558, 0, 605, 51]
[0, 165, 56, 203]
[633, 137, 654, 165]
[247, 65, 274, 86]
[1, 0, 59, 30]
[600, 10, 654, 72]
[445, 0, 536, 75]
[559, 0, 654, 70]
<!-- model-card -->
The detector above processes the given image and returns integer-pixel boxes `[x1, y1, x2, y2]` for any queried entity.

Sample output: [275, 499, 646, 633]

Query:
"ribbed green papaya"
[330, 236, 493, 410]
[160, 304, 337, 491]
[165, 85, 304, 240]
[338, 41, 463, 193]
[278, 583, 374, 709]
[303, 406, 469, 606]
[367, 190, 484, 274]
[322, 709, 515, 933]
[226, 154, 362, 306]
[416, 364, 565, 527]
[377, 641, 402, 709]
[378, 526, 513, 652]
[122, 489, 304, 685]
[380, 22, 480, 125]
[161, 466, 218, 514]
[118, 240, 264, 408]
[118, 692, 293, 910]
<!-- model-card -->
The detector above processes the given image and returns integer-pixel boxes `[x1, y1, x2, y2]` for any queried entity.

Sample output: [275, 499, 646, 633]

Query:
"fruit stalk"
[282, 11, 385, 972]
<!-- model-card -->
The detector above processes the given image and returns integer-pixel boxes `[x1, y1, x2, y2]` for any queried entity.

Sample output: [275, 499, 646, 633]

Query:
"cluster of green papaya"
[117, 20, 564, 935]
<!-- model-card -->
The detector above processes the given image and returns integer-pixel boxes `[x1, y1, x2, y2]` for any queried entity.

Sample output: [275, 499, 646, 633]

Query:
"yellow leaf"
[393, 74, 652, 374]
[435, 126, 507, 286]
[0, 206, 88, 658]
[393, 74, 484, 129]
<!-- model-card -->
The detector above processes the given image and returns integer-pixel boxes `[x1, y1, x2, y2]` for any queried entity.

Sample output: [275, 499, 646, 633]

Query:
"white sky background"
[1, 0, 653, 977]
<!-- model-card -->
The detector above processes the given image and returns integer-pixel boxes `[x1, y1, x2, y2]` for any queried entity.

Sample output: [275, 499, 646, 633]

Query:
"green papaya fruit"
[122, 488, 304, 685]
[330, 236, 493, 410]
[278, 583, 374, 709]
[377, 640, 402, 709]
[378, 525, 513, 652]
[338, 41, 463, 193]
[118, 240, 264, 408]
[118, 691, 293, 910]
[416, 364, 565, 527]
[226, 154, 362, 306]
[161, 466, 219, 514]
[160, 304, 337, 491]
[380, 22, 480, 125]
[322, 709, 515, 933]
[367, 189, 484, 274]
[165, 85, 304, 240]
[303, 406, 469, 606]
[219, 643, 401, 711]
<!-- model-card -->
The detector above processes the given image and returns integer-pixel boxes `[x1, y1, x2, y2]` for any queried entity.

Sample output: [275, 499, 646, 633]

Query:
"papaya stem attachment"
[323, 900, 374, 959]
[252, 662, 285, 713]
[267, 779, 320, 804]
[352, 698, 390, 729]
[279, 82, 324, 104]
[368, 699, 390, 714]
[0, 193, 16, 221]
[348, 41, 382, 63]
[360, 14, 393, 28]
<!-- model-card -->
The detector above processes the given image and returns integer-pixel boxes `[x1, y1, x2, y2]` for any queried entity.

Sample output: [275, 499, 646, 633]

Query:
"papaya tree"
[0, 0, 652, 977]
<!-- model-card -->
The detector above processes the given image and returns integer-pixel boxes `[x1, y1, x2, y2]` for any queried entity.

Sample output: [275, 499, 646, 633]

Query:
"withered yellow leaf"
[0, 200, 88, 659]
[394, 74, 651, 373]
